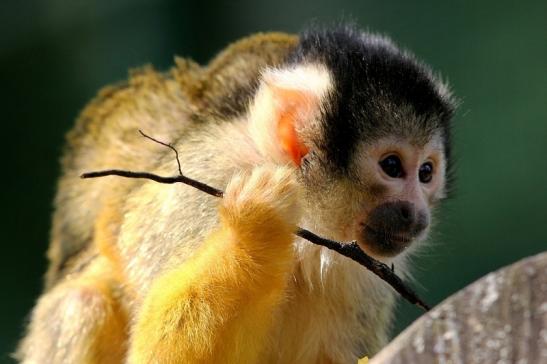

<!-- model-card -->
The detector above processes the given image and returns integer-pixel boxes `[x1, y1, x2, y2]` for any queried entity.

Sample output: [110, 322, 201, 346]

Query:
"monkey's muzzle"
[358, 201, 428, 257]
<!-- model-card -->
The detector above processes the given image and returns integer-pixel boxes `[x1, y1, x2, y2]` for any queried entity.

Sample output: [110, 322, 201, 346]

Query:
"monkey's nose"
[372, 201, 427, 234]
[394, 202, 428, 235]
[399, 203, 413, 225]
[358, 201, 429, 257]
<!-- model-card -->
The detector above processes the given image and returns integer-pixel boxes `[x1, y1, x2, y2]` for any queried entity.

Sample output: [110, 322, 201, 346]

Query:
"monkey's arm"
[129, 166, 300, 364]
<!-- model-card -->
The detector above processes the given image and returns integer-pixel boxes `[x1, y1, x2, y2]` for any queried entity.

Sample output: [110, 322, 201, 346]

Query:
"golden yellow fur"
[130, 167, 301, 363]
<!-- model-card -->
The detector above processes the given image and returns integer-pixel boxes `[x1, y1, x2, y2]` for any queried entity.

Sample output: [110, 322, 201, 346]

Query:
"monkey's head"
[248, 27, 455, 259]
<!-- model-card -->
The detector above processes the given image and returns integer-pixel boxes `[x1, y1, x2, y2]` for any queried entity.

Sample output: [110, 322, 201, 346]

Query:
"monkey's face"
[348, 135, 446, 258]
[300, 132, 447, 259]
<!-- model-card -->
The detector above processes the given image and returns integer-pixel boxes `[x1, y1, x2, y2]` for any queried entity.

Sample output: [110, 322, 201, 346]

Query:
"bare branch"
[81, 169, 224, 198]
[295, 229, 430, 311]
[81, 133, 431, 312]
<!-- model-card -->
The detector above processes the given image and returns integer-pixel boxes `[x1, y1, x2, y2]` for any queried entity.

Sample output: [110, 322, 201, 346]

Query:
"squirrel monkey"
[17, 26, 455, 363]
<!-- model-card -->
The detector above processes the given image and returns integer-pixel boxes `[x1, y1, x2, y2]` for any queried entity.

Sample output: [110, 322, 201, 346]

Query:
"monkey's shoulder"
[66, 32, 297, 153]
[174, 32, 298, 120]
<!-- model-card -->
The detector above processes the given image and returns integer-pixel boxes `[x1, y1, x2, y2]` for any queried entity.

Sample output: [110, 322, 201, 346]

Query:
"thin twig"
[138, 130, 183, 176]
[82, 170, 224, 198]
[81, 132, 430, 312]
[295, 229, 430, 311]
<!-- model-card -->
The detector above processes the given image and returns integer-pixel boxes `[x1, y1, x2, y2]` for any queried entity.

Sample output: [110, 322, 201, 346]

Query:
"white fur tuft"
[248, 64, 332, 164]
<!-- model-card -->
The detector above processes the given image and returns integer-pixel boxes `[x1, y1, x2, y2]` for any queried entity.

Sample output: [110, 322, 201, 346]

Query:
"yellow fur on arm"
[129, 167, 300, 364]
[129, 228, 293, 364]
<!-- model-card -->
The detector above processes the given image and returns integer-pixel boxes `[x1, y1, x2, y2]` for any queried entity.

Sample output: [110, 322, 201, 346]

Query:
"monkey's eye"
[379, 155, 404, 178]
[419, 162, 433, 183]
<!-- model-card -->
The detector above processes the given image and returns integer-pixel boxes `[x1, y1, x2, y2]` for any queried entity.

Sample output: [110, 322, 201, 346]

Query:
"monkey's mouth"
[358, 224, 414, 257]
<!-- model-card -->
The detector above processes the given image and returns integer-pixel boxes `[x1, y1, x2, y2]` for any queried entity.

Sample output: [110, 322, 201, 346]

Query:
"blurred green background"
[1, 0, 546, 361]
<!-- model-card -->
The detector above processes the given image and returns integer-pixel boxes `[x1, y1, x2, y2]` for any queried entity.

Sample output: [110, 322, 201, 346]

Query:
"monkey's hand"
[220, 165, 302, 254]
[129, 165, 301, 364]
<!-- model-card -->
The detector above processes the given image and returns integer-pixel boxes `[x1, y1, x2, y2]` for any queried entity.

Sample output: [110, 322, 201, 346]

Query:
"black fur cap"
[288, 26, 456, 178]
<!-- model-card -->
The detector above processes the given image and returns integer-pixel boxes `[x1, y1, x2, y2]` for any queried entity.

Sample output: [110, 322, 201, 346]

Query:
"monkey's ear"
[248, 64, 331, 166]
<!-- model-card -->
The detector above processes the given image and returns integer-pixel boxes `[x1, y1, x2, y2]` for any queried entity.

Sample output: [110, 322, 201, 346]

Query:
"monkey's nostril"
[400, 205, 411, 221]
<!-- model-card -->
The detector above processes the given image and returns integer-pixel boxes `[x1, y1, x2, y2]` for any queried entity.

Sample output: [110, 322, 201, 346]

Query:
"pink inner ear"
[275, 89, 312, 166]
[278, 111, 309, 166]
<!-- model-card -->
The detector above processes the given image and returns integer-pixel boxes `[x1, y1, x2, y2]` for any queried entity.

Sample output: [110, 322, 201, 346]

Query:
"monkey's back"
[46, 33, 298, 289]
